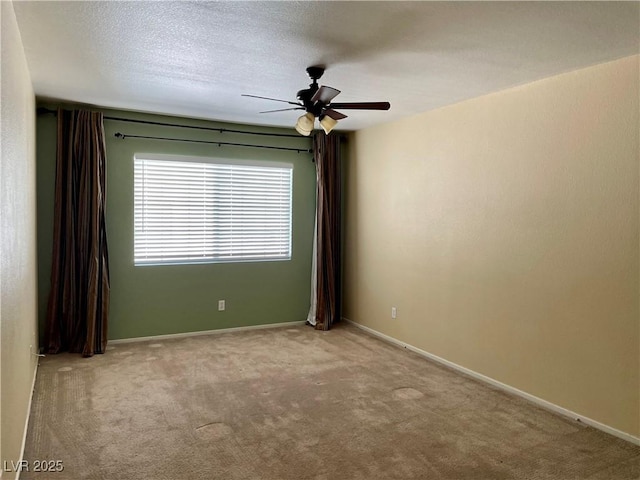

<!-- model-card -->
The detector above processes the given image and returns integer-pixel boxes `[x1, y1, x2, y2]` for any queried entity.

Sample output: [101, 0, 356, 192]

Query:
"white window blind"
[134, 155, 293, 265]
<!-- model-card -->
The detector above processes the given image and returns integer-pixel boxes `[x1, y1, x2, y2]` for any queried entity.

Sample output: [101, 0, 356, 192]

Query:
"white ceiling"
[13, 1, 640, 132]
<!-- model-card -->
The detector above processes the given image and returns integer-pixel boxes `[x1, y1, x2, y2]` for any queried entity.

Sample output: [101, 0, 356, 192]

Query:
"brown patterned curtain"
[312, 132, 341, 330]
[44, 108, 110, 356]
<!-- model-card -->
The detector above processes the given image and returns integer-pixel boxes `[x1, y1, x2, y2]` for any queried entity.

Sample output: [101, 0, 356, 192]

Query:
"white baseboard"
[109, 320, 307, 345]
[343, 318, 640, 446]
[15, 359, 39, 480]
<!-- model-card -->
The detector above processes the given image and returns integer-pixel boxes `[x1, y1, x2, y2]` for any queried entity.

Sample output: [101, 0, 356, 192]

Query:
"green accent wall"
[37, 105, 316, 340]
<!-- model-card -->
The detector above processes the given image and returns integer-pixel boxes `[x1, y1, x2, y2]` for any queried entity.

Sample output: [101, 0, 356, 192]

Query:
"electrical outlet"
[218, 300, 226, 311]
[391, 307, 397, 319]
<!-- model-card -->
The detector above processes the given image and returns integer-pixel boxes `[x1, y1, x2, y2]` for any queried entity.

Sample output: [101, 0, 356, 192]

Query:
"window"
[134, 155, 293, 265]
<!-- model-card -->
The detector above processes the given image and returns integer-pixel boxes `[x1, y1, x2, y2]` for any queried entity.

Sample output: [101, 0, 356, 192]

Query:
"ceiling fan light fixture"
[299, 112, 315, 129]
[295, 112, 315, 136]
[319, 115, 338, 134]
[295, 123, 312, 136]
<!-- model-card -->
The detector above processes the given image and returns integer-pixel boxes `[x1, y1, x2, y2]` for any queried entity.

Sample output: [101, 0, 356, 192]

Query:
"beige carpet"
[23, 323, 639, 479]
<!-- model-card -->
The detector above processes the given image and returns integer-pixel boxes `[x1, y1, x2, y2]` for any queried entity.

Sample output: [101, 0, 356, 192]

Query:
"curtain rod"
[36, 107, 304, 139]
[114, 132, 313, 154]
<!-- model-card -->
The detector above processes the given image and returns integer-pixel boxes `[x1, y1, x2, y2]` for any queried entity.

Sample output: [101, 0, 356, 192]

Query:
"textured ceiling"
[12, 1, 640, 131]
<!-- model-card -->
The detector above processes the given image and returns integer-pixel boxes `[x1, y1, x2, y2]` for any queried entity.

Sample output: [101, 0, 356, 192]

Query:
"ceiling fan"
[242, 66, 391, 136]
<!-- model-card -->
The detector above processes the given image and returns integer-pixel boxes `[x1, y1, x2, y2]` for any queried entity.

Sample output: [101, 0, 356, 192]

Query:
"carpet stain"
[393, 387, 424, 400]
[146, 356, 158, 361]
[57, 367, 72, 372]
[118, 351, 134, 356]
[195, 422, 233, 440]
[148, 344, 163, 348]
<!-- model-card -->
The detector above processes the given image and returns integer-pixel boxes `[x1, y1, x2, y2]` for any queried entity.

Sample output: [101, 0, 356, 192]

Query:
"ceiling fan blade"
[323, 109, 348, 120]
[259, 107, 305, 114]
[242, 94, 301, 106]
[311, 86, 341, 104]
[328, 102, 391, 110]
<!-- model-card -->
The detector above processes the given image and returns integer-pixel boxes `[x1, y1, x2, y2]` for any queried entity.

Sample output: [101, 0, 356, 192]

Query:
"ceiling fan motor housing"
[297, 66, 325, 115]
[297, 90, 323, 116]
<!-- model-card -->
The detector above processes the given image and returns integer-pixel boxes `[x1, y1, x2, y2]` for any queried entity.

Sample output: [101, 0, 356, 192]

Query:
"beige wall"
[1, 1, 39, 477]
[344, 56, 639, 438]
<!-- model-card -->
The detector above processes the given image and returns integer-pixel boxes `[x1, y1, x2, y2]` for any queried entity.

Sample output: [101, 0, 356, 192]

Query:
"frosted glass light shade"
[295, 123, 312, 136]
[295, 112, 315, 136]
[320, 115, 338, 134]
